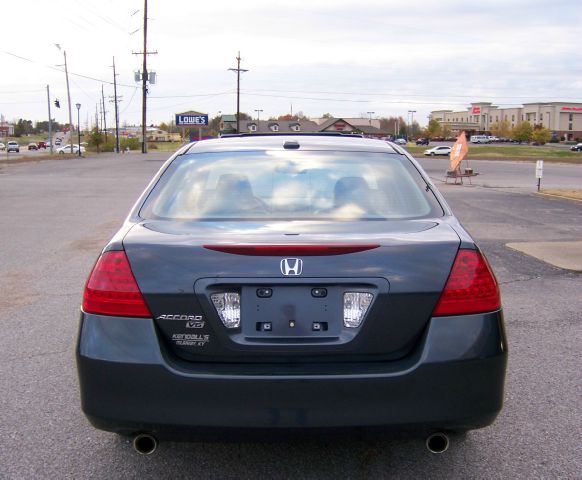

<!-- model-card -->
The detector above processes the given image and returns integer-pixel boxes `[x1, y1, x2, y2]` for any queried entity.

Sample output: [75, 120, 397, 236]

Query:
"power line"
[242, 88, 582, 101]
[2, 51, 139, 89]
[149, 91, 233, 99]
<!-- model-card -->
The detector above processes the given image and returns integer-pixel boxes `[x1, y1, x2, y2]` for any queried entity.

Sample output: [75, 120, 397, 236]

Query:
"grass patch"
[405, 145, 582, 163]
[540, 189, 582, 201]
[0, 153, 78, 165]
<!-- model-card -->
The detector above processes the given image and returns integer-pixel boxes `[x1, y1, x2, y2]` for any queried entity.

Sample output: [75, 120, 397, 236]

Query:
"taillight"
[432, 249, 501, 317]
[82, 251, 151, 318]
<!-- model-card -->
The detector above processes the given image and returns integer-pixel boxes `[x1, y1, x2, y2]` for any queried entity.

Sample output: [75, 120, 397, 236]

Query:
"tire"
[430, 152, 435, 156]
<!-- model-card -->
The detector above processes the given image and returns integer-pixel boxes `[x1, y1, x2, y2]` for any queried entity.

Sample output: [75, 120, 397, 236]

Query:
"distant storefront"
[430, 102, 582, 140]
[220, 116, 388, 138]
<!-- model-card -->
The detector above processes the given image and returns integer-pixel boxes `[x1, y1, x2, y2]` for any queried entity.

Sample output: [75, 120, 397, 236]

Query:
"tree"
[511, 121, 533, 143]
[442, 124, 452, 139]
[278, 114, 299, 121]
[13, 118, 34, 137]
[33, 119, 63, 134]
[426, 119, 442, 139]
[208, 115, 222, 137]
[490, 120, 511, 138]
[321, 113, 333, 119]
[159, 122, 169, 132]
[379, 117, 406, 137]
[532, 126, 551, 145]
[88, 127, 105, 152]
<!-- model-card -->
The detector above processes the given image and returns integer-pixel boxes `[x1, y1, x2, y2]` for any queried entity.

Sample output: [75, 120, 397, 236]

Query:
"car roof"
[183, 134, 401, 154]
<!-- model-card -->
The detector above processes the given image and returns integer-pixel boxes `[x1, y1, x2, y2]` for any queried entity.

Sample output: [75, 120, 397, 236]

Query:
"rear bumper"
[76, 311, 507, 437]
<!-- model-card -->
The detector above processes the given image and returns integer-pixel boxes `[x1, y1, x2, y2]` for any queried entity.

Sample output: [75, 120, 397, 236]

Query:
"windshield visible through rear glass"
[139, 150, 443, 220]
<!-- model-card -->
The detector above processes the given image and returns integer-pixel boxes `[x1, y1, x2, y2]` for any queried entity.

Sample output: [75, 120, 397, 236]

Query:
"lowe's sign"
[175, 114, 208, 126]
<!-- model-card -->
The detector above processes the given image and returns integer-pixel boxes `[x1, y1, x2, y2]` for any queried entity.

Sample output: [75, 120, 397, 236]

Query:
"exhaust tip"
[426, 432, 449, 454]
[132, 433, 158, 455]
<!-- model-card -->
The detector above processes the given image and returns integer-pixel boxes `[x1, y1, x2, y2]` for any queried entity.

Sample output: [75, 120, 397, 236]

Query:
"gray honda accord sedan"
[77, 134, 506, 454]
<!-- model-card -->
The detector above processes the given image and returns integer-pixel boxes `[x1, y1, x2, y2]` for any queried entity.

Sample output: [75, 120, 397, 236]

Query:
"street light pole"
[75, 103, 81, 157]
[411, 110, 416, 135]
[408, 110, 416, 139]
[254, 109, 263, 132]
[367, 111, 375, 126]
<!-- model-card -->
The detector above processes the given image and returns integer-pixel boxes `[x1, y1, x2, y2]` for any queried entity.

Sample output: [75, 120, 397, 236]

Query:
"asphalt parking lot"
[0, 152, 580, 479]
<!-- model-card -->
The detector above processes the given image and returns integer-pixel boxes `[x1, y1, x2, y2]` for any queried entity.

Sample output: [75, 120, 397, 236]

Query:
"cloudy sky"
[1, 0, 581, 128]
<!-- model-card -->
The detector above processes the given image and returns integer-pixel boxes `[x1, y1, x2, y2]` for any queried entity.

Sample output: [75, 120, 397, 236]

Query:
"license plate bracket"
[241, 285, 341, 338]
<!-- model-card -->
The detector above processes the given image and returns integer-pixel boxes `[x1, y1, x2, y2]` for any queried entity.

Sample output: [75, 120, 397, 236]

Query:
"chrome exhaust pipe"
[425, 432, 450, 454]
[132, 433, 158, 455]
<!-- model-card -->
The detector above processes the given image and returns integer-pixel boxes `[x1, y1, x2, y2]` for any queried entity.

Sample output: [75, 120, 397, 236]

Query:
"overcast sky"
[1, 0, 581, 128]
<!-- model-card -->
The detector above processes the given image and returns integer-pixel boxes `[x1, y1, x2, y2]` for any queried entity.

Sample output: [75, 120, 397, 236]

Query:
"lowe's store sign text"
[175, 114, 208, 126]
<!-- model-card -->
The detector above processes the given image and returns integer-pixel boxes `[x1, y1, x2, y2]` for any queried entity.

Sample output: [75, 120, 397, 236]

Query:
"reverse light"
[343, 292, 374, 328]
[82, 251, 151, 318]
[432, 249, 501, 317]
[211, 292, 241, 328]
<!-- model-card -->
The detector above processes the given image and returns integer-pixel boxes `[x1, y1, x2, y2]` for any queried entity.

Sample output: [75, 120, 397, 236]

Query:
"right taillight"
[82, 250, 151, 318]
[432, 249, 501, 317]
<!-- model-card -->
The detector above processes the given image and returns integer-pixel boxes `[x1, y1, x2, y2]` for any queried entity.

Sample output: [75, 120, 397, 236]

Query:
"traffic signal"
[54, 99, 60, 108]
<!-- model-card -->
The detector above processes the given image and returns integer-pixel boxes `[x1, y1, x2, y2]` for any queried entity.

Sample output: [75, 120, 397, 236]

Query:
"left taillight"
[82, 250, 151, 318]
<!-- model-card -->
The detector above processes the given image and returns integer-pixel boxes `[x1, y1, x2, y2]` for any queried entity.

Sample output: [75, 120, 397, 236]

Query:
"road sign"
[175, 114, 208, 126]
[536, 160, 543, 179]
[536, 160, 543, 192]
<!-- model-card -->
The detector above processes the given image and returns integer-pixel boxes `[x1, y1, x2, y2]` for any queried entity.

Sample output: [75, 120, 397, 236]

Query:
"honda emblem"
[280, 258, 303, 276]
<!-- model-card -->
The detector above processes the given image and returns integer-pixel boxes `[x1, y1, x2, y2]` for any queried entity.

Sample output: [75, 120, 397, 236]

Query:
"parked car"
[7, 141, 20, 153]
[0, 142, 5, 151]
[57, 144, 85, 154]
[424, 146, 452, 156]
[393, 138, 407, 145]
[77, 134, 506, 454]
[487, 136, 499, 143]
[570, 143, 582, 151]
[27, 143, 38, 150]
[415, 138, 429, 145]
[37, 141, 48, 149]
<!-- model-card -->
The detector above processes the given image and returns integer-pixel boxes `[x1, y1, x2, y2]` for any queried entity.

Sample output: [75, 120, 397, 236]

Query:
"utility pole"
[46, 85, 53, 154]
[228, 51, 248, 133]
[95, 104, 99, 132]
[112, 56, 120, 153]
[55, 46, 74, 154]
[101, 85, 108, 144]
[132, 0, 157, 153]
[64, 51, 74, 153]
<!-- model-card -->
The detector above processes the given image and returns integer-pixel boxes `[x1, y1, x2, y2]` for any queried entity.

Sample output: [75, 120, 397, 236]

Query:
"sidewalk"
[506, 241, 582, 271]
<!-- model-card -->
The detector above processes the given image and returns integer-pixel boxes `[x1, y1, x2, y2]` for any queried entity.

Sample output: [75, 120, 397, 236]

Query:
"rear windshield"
[139, 150, 443, 220]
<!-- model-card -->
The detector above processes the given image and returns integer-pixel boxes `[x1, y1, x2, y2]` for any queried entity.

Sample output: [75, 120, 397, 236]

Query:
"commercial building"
[0, 115, 15, 136]
[220, 116, 387, 137]
[430, 102, 582, 140]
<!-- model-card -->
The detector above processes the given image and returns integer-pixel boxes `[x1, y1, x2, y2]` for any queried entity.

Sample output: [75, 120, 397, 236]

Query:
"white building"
[430, 102, 582, 140]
